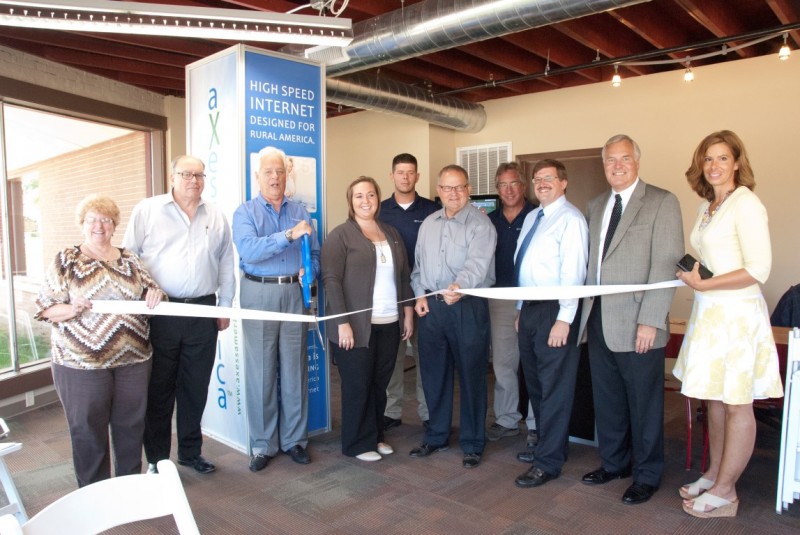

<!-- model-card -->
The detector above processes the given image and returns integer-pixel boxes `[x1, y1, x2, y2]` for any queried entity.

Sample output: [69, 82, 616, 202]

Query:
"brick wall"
[0, 45, 164, 116]
[13, 132, 148, 269]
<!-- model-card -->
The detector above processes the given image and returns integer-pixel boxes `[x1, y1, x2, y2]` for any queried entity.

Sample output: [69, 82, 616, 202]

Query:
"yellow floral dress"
[673, 187, 783, 404]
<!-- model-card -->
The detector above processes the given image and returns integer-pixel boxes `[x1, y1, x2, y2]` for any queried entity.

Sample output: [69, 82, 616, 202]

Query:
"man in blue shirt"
[487, 163, 537, 446]
[232, 146, 320, 472]
[380, 153, 439, 431]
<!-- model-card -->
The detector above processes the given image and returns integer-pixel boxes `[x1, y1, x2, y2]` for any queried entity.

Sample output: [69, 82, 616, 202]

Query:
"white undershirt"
[372, 240, 399, 323]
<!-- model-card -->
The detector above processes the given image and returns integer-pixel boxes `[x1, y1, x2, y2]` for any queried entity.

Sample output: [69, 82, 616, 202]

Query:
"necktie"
[602, 194, 622, 260]
[514, 209, 544, 286]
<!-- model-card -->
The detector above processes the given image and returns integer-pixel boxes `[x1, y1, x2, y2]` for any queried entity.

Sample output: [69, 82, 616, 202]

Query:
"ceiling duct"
[327, 0, 649, 77]
[326, 74, 486, 132]
[291, 0, 651, 131]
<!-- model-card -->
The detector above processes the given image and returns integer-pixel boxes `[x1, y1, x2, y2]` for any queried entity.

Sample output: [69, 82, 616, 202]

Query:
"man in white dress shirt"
[124, 155, 236, 475]
[512, 159, 588, 488]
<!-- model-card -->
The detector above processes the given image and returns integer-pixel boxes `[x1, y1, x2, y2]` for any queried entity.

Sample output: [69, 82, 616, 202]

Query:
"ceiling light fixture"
[779, 33, 791, 60]
[0, 0, 354, 46]
[611, 65, 621, 87]
[683, 59, 694, 82]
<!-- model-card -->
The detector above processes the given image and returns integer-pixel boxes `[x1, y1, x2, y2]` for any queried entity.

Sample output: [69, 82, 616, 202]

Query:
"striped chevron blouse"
[35, 245, 163, 370]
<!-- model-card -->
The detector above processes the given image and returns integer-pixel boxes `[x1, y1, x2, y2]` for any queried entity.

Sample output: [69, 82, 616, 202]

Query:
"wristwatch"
[285, 229, 295, 243]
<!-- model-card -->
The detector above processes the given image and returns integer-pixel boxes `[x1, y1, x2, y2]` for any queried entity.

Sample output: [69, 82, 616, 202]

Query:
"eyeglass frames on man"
[438, 184, 469, 193]
[496, 181, 524, 190]
[176, 171, 206, 180]
[532, 175, 559, 185]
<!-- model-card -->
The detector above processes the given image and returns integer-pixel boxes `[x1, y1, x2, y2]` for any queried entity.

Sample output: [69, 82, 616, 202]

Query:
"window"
[0, 105, 151, 373]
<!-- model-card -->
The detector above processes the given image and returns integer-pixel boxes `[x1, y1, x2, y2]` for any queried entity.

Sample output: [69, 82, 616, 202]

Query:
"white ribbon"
[459, 279, 684, 300]
[90, 279, 684, 323]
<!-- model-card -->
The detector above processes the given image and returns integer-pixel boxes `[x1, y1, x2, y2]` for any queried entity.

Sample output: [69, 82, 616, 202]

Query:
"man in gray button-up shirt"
[409, 164, 496, 469]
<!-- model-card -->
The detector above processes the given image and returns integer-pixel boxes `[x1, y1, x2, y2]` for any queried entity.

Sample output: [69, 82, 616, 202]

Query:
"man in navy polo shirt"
[486, 162, 538, 447]
[380, 153, 439, 431]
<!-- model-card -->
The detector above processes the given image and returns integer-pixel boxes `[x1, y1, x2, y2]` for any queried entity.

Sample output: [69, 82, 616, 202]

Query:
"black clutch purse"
[677, 254, 713, 280]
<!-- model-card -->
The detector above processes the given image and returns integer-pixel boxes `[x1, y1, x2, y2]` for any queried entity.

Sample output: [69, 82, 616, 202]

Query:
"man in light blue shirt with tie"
[513, 159, 588, 488]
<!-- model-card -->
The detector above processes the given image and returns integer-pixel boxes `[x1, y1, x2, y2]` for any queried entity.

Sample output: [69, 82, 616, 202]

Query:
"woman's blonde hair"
[75, 194, 120, 227]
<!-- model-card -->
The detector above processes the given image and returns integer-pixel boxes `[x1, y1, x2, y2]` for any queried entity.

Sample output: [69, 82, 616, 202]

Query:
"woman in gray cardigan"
[321, 176, 414, 461]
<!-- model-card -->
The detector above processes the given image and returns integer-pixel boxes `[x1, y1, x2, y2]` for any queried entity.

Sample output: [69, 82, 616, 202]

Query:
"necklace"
[375, 240, 387, 263]
[358, 219, 387, 263]
[699, 189, 734, 230]
[82, 243, 117, 262]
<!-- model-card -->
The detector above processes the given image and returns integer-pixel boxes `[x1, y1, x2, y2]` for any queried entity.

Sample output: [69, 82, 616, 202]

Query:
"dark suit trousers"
[418, 296, 489, 455]
[518, 301, 580, 476]
[332, 322, 400, 457]
[587, 301, 664, 487]
[144, 295, 219, 463]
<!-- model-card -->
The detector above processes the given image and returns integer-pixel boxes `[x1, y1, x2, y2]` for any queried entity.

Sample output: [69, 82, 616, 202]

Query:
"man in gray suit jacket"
[577, 134, 683, 505]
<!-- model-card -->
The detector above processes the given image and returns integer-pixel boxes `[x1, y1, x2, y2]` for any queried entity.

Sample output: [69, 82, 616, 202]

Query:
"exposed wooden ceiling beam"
[674, 0, 753, 58]
[767, 0, 800, 46]
[553, 16, 656, 77]
[501, 27, 600, 82]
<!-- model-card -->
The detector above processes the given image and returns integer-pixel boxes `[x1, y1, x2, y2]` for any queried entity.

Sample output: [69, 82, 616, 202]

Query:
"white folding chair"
[0, 419, 27, 524]
[3, 460, 199, 535]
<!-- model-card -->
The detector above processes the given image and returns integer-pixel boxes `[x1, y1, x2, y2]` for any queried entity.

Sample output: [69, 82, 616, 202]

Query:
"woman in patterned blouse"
[35, 194, 164, 487]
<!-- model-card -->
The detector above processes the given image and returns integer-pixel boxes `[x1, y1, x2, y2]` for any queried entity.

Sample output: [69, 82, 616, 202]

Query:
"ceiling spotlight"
[683, 59, 694, 82]
[611, 65, 621, 87]
[779, 33, 791, 60]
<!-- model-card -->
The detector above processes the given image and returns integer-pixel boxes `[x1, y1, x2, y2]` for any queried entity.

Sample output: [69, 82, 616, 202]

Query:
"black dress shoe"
[383, 416, 402, 430]
[462, 453, 481, 468]
[249, 454, 270, 472]
[177, 455, 216, 474]
[581, 467, 632, 485]
[516, 449, 536, 464]
[409, 443, 449, 458]
[515, 466, 558, 488]
[622, 482, 658, 505]
[286, 445, 311, 465]
[526, 430, 539, 448]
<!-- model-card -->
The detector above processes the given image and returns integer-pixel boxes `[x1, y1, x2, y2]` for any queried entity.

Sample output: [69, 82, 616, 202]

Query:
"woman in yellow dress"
[673, 130, 783, 518]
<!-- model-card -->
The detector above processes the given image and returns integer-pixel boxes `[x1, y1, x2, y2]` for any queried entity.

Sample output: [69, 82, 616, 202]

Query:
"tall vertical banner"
[186, 45, 329, 453]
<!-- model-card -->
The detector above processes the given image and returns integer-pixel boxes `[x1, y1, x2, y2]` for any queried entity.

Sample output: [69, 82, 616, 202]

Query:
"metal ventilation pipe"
[326, 74, 487, 132]
[294, 0, 651, 130]
[328, 0, 650, 77]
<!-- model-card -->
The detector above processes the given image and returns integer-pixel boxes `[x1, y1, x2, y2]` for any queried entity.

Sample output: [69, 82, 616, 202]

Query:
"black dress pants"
[586, 301, 665, 487]
[418, 296, 489, 455]
[144, 295, 219, 463]
[518, 301, 580, 476]
[333, 322, 400, 456]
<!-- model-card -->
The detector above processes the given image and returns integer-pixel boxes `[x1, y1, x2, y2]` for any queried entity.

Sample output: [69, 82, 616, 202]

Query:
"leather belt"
[424, 290, 470, 302]
[244, 273, 299, 284]
[522, 300, 553, 308]
[168, 294, 215, 304]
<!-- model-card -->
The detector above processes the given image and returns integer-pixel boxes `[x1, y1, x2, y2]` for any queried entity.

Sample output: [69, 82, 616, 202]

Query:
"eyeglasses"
[84, 216, 114, 225]
[532, 175, 559, 185]
[259, 168, 287, 177]
[177, 171, 206, 181]
[438, 184, 469, 193]
[496, 181, 524, 190]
